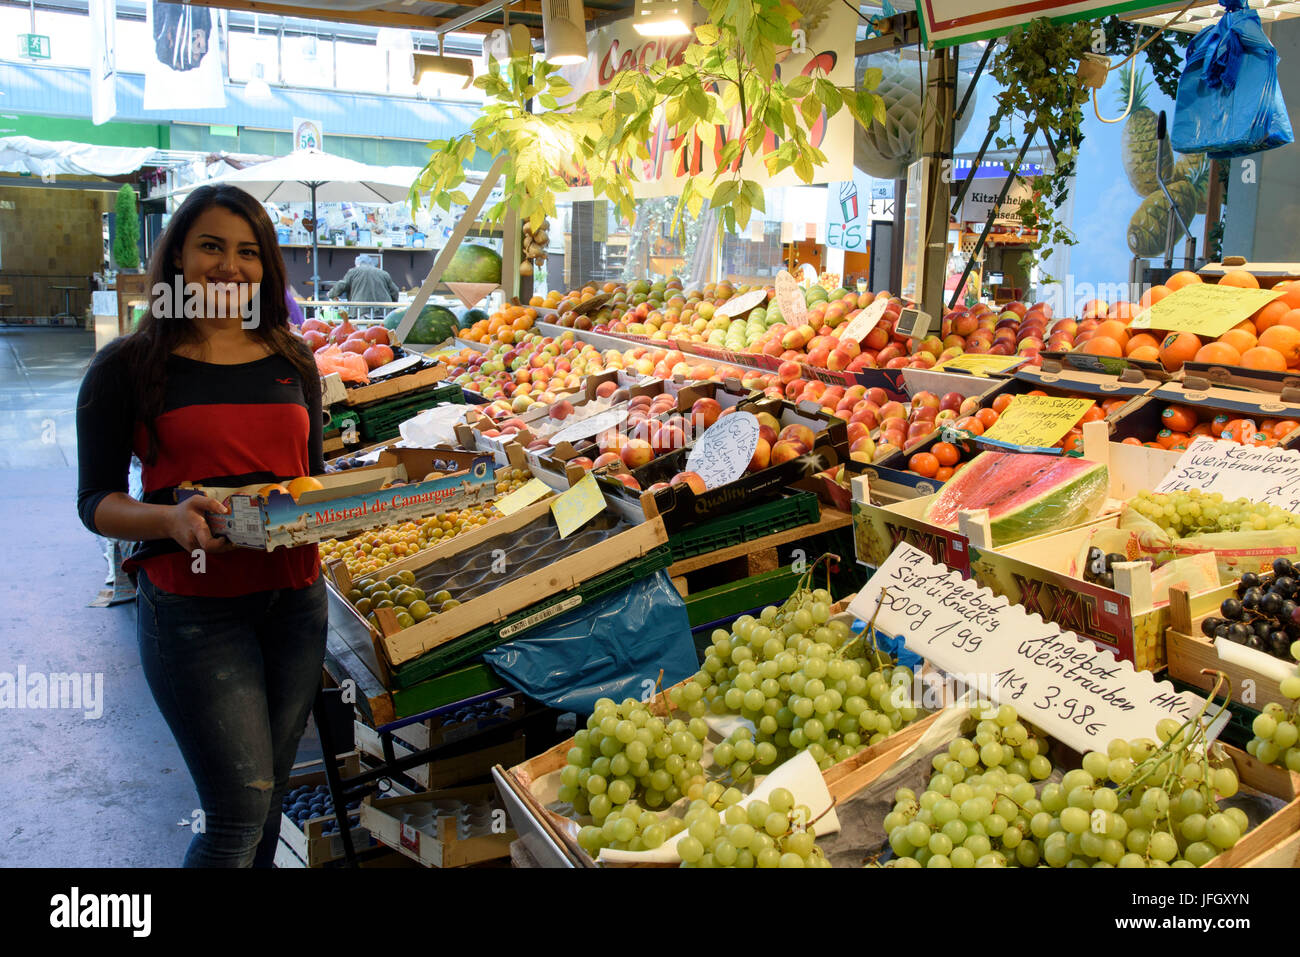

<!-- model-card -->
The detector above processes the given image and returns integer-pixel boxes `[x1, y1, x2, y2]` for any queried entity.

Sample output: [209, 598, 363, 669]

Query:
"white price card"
[775, 270, 807, 326]
[1153, 436, 1300, 512]
[548, 407, 628, 447]
[838, 296, 890, 345]
[847, 543, 1203, 753]
[685, 412, 760, 489]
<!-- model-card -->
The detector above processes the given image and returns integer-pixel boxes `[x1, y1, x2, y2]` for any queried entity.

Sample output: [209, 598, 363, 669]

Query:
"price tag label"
[980, 395, 1095, 448]
[492, 477, 551, 516]
[550, 472, 606, 538]
[714, 288, 768, 319]
[932, 353, 1027, 376]
[686, 412, 760, 489]
[1153, 436, 1300, 511]
[548, 407, 628, 447]
[847, 543, 1202, 751]
[1128, 283, 1282, 338]
[838, 296, 891, 345]
[775, 270, 807, 326]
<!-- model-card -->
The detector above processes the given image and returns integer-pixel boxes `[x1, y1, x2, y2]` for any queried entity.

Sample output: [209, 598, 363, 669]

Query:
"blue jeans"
[136, 569, 329, 868]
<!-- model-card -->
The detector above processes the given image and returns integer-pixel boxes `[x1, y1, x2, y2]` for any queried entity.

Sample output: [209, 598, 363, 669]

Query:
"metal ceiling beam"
[182, 0, 543, 36]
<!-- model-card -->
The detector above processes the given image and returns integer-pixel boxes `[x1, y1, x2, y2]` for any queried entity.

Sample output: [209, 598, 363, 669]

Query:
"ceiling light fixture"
[413, 36, 475, 93]
[541, 0, 587, 65]
[631, 0, 691, 37]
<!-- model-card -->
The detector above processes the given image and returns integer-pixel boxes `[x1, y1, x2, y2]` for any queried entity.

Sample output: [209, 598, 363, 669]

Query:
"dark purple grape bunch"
[1201, 558, 1300, 662]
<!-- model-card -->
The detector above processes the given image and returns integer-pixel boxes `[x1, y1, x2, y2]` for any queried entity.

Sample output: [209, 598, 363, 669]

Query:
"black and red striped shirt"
[76, 340, 324, 596]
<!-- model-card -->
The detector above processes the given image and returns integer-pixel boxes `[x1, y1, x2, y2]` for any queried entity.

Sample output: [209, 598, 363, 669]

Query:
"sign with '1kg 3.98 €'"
[847, 543, 1202, 752]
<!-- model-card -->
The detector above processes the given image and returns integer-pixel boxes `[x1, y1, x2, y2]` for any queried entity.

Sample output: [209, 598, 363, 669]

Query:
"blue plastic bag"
[483, 570, 699, 715]
[1172, 0, 1294, 158]
[849, 618, 923, 671]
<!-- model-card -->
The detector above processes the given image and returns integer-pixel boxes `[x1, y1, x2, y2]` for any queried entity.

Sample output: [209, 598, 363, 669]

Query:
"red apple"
[939, 391, 965, 413]
[910, 391, 940, 411]
[569, 457, 596, 470]
[779, 423, 816, 449]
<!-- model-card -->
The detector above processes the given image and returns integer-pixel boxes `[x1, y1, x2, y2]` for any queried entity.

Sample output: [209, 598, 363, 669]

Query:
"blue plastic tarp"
[483, 570, 699, 715]
[1172, 0, 1294, 158]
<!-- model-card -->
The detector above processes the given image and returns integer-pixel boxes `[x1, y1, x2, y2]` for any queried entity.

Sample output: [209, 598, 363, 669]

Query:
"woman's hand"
[166, 495, 235, 553]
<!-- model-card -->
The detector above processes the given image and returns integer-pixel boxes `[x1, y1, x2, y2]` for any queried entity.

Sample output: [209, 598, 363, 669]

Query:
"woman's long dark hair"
[122, 184, 317, 464]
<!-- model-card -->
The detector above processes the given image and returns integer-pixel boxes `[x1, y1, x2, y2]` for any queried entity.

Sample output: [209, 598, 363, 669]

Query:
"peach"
[592, 452, 622, 469]
[620, 438, 654, 469]
[692, 397, 723, 429]
[778, 423, 816, 449]
[670, 471, 708, 495]
[771, 440, 805, 465]
[550, 399, 575, 420]
[748, 438, 772, 472]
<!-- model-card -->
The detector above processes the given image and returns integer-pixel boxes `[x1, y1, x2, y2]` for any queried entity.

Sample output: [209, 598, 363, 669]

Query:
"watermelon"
[383, 303, 458, 344]
[460, 308, 489, 326]
[924, 452, 1109, 546]
[443, 244, 502, 284]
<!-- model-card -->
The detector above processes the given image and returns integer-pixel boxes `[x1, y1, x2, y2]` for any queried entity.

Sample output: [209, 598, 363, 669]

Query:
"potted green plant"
[112, 184, 142, 272]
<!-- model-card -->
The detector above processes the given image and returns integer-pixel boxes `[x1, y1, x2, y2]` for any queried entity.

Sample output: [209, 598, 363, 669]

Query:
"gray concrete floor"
[0, 328, 318, 867]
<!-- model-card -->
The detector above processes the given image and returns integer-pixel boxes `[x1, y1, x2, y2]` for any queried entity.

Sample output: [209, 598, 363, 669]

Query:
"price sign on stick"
[1154, 436, 1300, 511]
[492, 477, 550, 516]
[775, 270, 807, 326]
[1128, 283, 1282, 338]
[980, 395, 1095, 448]
[550, 472, 605, 538]
[714, 288, 768, 319]
[686, 412, 760, 489]
[847, 543, 1203, 752]
[838, 296, 890, 345]
[548, 407, 628, 447]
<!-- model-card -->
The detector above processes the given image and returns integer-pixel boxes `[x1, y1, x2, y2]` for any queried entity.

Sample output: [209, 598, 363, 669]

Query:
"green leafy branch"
[410, 0, 885, 241]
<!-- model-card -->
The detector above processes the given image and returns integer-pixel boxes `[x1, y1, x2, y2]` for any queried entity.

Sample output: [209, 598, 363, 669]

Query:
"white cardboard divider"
[1153, 436, 1300, 511]
[847, 542, 1204, 752]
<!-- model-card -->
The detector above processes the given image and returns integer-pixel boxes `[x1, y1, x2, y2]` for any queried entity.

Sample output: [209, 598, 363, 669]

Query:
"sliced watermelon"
[924, 451, 1109, 546]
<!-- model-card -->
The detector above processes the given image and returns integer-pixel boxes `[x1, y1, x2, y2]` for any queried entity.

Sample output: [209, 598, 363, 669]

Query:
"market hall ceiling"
[182, 0, 636, 38]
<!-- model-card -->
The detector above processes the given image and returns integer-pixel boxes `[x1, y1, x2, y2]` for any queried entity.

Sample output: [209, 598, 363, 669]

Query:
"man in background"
[327, 253, 399, 320]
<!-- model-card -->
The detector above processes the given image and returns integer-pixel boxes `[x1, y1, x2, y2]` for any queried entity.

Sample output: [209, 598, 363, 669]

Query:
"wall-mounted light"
[413, 37, 475, 93]
[632, 0, 691, 37]
[542, 0, 587, 65]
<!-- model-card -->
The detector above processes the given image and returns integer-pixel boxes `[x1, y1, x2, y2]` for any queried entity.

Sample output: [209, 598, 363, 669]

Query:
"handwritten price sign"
[980, 395, 1095, 449]
[550, 472, 606, 538]
[686, 412, 760, 489]
[847, 543, 1200, 751]
[492, 477, 551, 516]
[932, 353, 1027, 377]
[1154, 436, 1300, 512]
[1128, 283, 1282, 339]
[838, 296, 890, 345]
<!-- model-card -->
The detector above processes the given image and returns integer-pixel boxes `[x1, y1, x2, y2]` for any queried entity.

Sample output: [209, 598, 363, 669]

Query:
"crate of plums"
[278, 754, 379, 868]
[1167, 557, 1300, 708]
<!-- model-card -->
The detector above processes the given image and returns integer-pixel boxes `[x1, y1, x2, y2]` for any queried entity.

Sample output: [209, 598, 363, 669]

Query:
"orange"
[1127, 345, 1161, 362]
[1277, 288, 1300, 311]
[991, 394, 1016, 414]
[1138, 285, 1171, 309]
[1108, 302, 1139, 324]
[975, 407, 1001, 430]
[1279, 309, 1300, 332]
[1193, 341, 1242, 365]
[257, 483, 289, 501]
[1061, 431, 1085, 454]
[1166, 271, 1202, 291]
[1159, 332, 1202, 371]
[1275, 420, 1300, 437]
[1157, 429, 1189, 449]
[1218, 328, 1257, 354]
[931, 442, 960, 467]
[1161, 405, 1198, 432]
[1121, 437, 1143, 446]
[1102, 399, 1128, 415]
[1253, 299, 1291, 332]
[1240, 346, 1287, 371]
[1231, 319, 1258, 336]
[286, 476, 325, 500]
[1094, 320, 1130, 346]
[909, 453, 940, 478]
[1259, 325, 1300, 366]
[1081, 336, 1123, 357]
[1218, 270, 1260, 289]
[1125, 332, 1161, 354]
[1081, 405, 1106, 423]
[934, 467, 955, 483]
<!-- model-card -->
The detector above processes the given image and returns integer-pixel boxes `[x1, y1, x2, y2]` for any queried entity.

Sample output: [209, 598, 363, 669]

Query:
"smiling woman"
[74, 184, 330, 868]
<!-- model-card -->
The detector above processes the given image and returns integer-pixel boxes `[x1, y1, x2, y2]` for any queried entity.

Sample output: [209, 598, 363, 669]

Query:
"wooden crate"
[353, 721, 525, 790]
[343, 362, 448, 407]
[360, 784, 515, 868]
[1166, 583, 1297, 708]
[359, 502, 669, 669]
[277, 754, 376, 868]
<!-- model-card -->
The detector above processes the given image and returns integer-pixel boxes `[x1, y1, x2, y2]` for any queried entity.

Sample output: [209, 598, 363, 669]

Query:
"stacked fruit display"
[344, 569, 461, 632]
[1119, 403, 1299, 452]
[443, 333, 607, 410]
[557, 564, 920, 865]
[319, 467, 531, 580]
[935, 300, 1066, 368]
[880, 703, 1249, 868]
[296, 316, 397, 370]
[1075, 271, 1300, 373]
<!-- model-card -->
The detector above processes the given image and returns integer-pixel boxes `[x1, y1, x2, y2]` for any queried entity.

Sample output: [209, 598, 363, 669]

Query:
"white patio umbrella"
[202, 148, 422, 295]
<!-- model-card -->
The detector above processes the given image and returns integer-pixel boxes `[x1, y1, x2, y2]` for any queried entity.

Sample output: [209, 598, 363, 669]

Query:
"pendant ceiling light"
[632, 0, 691, 36]
[541, 0, 587, 65]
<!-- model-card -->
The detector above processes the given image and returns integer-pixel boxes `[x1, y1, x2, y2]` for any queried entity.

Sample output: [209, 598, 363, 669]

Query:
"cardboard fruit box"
[850, 422, 1181, 579]
[359, 783, 515, 868]
[340, 355, 449, 407]
[1165, 583, 1299, 708]
[814, 703, 1300, 869]
[190, 449, 496, 551]
[278, 754, 377, 868]
[1113, 380, 1300, 450]
[332, 497, 670, 670]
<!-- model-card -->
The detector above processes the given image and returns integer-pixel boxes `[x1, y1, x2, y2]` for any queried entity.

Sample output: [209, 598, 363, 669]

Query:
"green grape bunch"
[881, 698, 1246, 868]
[1129, 489, 1300, 538]
[1246, 660, 1300, 771]
[676, 786, 832, 869]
